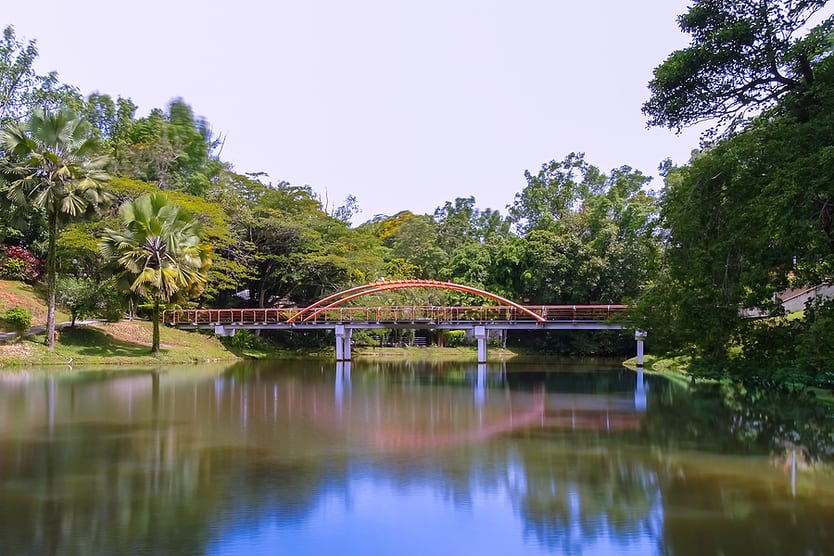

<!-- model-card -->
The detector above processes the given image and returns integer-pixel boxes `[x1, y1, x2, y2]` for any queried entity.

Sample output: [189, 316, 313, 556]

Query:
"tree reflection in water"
[0, 362, 831, 555]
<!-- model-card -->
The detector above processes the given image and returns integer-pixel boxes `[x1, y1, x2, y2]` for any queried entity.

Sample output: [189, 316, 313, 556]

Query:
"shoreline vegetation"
[1, 278, 628, 367]
[7, 279, 829, 406]
[0, 280, 627, 368]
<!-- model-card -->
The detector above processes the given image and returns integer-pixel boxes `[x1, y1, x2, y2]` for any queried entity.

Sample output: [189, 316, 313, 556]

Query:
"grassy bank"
[621, 353, 694, 390]
[0, 280, 69, 327]
[0, 320, 237, 368]
[224, 343, 518, 362]
[1, 278, 238, 368]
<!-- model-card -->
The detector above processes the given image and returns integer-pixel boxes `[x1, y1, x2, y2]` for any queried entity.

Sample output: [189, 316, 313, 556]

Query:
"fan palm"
[100, 193, 211, 353]
[0, 108, 111, 349]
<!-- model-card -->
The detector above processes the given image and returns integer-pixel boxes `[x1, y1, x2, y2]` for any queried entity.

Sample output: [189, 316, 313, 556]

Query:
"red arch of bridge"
[288, 279, 546, 323]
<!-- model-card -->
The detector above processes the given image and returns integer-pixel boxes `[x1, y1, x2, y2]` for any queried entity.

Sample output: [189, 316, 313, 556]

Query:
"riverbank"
[0, 320, 237, 368]
[222, 342, 518, 362]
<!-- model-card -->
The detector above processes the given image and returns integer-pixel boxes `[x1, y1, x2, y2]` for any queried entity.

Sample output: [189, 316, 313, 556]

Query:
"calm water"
[0, 360, 832, 556]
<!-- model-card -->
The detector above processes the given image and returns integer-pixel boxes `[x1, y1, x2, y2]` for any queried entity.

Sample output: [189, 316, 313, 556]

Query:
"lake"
[0, 359, 832, 555]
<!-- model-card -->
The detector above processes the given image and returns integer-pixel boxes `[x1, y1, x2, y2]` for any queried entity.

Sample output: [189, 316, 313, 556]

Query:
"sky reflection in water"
[0, 360, 831, 555]
[207, 477, 663, 556]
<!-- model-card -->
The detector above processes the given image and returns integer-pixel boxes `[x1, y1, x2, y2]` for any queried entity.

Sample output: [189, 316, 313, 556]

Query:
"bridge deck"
[164, 305, 628, 331]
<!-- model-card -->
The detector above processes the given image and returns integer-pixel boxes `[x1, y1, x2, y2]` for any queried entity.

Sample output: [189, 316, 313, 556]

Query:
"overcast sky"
[5, 1, 706, 222]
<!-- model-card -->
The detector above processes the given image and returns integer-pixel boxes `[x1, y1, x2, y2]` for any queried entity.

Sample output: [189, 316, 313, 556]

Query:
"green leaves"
[644, 0, 833, 133]
[0, 107, 110, 349]
[0, 25, 82, 126]
[100, 193, 212, 353]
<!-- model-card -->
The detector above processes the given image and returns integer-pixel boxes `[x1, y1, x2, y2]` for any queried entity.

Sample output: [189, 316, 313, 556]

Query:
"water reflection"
[0, 362, 831, 555]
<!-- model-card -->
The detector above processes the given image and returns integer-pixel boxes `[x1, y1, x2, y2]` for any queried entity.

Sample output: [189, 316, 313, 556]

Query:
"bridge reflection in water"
[1, 362, 827, 555]
[328, 362, 647, 452]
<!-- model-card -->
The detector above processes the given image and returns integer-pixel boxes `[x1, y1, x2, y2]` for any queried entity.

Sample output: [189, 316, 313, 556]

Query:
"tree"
[0, 25, 82, 126]
[100, 193, 211, 354]
[509, 153, 602, 234]
[388, 214, 447, 278]
[243, 194, 385, 307]
[113, 98, 221, 196]
[509, 154, 660, 304]
[56, 276, 101, 327]
[0, 108, 110, 349]
[643, 0, 834, 133]
[641, 59, 834, 379]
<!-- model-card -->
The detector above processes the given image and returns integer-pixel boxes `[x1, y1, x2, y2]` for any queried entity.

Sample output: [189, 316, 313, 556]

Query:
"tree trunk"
[151, 299, 160, 354]
[46, 212, 58, 350]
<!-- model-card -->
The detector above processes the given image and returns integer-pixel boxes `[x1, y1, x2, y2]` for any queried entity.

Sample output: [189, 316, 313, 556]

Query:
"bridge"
[163, 280, 644, 363]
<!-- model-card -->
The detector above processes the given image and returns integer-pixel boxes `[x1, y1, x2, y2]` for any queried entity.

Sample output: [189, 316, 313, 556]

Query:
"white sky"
[5, 1, 705, 223]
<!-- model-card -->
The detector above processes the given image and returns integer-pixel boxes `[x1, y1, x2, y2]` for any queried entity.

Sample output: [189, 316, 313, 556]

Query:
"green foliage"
[442, 330, 467, 347]
[227, 328, 255, 350]
[55, 219, 119, 277]
[793, 298, 834, 387]
[388, 214, 446, 278]
[643, 0, 833, 133]
[508, 154, 660, 304]
[0, 25, 82, 126]
[97, 279, 125, 322]
[56, 276, 104, 326]
[0, 107, 111, 350]
[112, 99, 222, 196]
[243, 185, 386, 307]
[100, 192, 211, 353]
[3, 306, 31, 337]
[106, 176, 253, 301]
[642, 45, 834, 382]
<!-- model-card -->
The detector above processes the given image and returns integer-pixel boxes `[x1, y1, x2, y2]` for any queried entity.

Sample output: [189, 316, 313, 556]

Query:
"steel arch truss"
[288, 279, 546, 323]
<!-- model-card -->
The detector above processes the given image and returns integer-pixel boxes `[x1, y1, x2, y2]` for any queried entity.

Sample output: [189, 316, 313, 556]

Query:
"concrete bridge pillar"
[475, 326, 487, 363]
[335, 325, 353, 361]
[214, 325, 235, 337]
[635, 329, 647, 366]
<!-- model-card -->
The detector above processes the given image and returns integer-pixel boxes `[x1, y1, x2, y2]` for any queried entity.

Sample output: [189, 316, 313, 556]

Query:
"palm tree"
[0, 108, 111, 349]
[100, 193, 211, 354]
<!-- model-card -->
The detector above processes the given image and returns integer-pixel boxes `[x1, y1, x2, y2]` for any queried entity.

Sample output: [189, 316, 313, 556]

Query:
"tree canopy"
[0, 107, 110, 349]
[643, 0, 834, 133]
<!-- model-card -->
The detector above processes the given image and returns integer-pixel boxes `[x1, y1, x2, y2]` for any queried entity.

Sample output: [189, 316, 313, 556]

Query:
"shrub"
[0, 246, 43, 282]
[228, 328, 255, 350]
[4, 307, 32, 338]
[56, 276, 100, 326]
[94, 279, 125, 322]
[442, 330, 467, 347]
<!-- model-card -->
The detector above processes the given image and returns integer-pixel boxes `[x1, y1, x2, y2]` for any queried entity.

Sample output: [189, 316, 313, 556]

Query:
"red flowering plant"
[0, 246, 44, 283]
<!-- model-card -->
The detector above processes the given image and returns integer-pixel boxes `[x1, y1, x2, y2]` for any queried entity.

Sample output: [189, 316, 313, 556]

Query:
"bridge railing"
[163, 305, 628, 326]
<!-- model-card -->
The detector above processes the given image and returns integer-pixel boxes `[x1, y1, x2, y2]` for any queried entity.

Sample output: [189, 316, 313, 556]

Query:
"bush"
[442, 330, 467, 347]
[3, 307, 32, 338]
[228, 328, 255, 350]
[0, 246, 43, 282]
[56, 276, 100, 326]
[98, 280, 125, 322]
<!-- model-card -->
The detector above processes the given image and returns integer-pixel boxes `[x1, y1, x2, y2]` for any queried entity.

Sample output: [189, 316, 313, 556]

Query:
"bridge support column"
[635, 329, 647, 366]
[335, 325, 352, 361]
[214, 325, 235, 337]
[475, 326, 487, 363]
